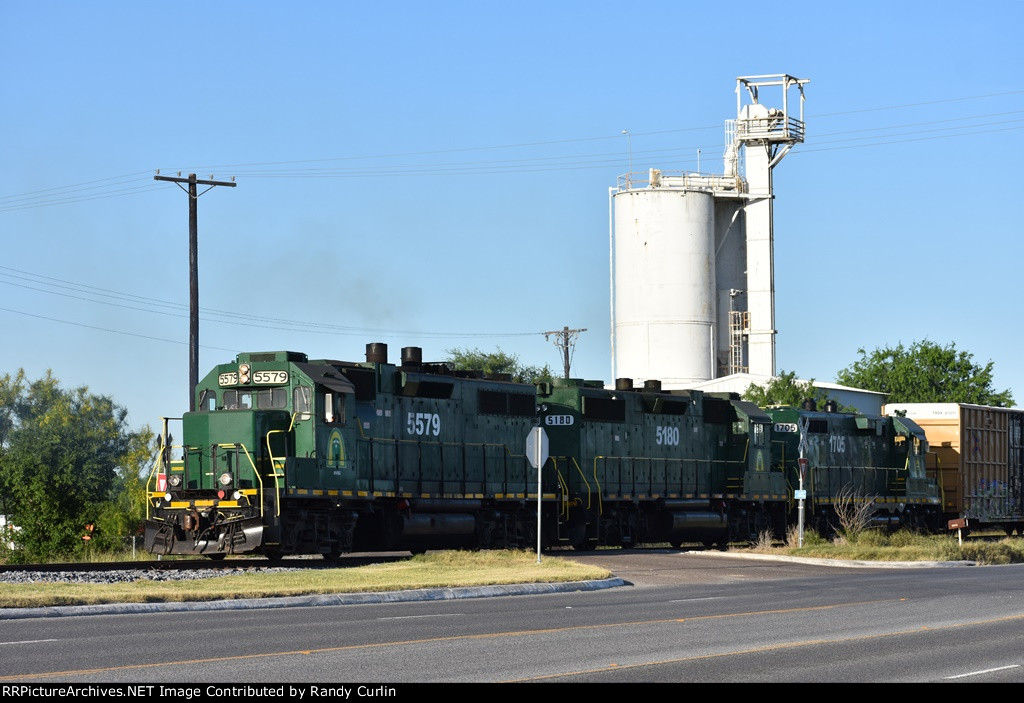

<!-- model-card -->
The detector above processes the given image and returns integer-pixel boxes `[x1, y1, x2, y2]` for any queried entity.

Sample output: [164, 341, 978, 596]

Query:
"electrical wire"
[1, 92, 1021, 211]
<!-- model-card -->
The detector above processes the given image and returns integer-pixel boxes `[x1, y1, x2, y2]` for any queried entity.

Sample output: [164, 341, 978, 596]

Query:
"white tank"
[611, 185, 716, 385]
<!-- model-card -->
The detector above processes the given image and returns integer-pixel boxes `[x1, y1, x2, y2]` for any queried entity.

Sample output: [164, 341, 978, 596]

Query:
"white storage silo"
[609, 75, 808, 389]
[611, 181, 716, 385]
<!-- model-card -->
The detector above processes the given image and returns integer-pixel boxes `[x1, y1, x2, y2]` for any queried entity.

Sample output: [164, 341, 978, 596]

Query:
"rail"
[735, 115, 805, 142]
[147, 441, 265, 519]
[615, 170, 745, 194]
[552, 460, 570, 518]
[145, 442, 185, 520]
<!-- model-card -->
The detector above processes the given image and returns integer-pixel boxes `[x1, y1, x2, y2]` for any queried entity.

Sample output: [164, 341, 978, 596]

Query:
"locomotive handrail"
[569, 457, 592, 508]
[214, 443, 264, 518]
[354, 433, 533, 497]
[592, 454, 755, 498]
[266, 422, 297, 518]
[588, 457, 603, 515]
[807, 464, 920, 504]
[145, 442, 186, 519]
[925, 451, 946, 512]
[263, 411, 305, 515]
[553, 459, 570, 518]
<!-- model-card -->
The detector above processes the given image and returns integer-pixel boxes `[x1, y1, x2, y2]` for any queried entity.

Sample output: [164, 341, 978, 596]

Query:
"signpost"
[797, 417, 809, 547]
[526, 427, 549, 563]
[948, 518, 970, 546]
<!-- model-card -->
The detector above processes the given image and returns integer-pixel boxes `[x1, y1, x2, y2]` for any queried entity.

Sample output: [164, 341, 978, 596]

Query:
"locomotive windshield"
[198, 387, 290, 411]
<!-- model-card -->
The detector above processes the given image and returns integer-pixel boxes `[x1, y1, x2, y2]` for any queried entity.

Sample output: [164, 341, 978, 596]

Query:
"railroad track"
[0, 553, 412, 575]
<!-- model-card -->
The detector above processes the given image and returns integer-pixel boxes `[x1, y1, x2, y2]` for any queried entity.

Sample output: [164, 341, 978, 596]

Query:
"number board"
[218, 370, 289, 386]
[253, 370, 289, 384]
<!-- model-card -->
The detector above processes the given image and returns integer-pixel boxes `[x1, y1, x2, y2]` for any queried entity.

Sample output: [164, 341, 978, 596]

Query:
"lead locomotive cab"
[145, 350, 347, 559]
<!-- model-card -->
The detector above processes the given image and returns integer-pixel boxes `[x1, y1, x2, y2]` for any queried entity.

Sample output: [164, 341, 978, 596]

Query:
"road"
[1, 550, 1023, 684]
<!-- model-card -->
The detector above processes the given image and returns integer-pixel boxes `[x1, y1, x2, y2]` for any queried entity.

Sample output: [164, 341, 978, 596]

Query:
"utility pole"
[543, 326, 587, 379]
[154, 172, 236, 411]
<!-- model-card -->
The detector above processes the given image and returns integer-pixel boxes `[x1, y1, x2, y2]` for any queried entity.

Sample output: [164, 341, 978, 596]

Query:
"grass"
[744, 527, 1024, 565]
[0, 549, 612, 610]
[7, 533, 1024, 610]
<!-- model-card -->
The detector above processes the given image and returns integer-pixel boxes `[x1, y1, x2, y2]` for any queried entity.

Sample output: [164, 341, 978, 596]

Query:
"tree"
[835, 340, 1014, 407]
[742, 370, 831, 409]
[0, 370, 152, 561]
[445, 347, 554, 385]
[91, 426, 156, 552]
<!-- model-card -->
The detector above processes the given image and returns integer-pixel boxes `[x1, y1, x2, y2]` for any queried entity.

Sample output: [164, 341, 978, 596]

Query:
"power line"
[154, 173, 237, 411]
[0, 266, 548, 340]
[543, 326, 587, 379]
[1, 92, 1021, 211]
[0, 305, 241, 352]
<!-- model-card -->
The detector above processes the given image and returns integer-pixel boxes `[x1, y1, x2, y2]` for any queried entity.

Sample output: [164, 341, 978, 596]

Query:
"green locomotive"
[537, 379, 787, 549]
[145, 344, 545, 558]
[765, 401, 942, 533]
[145, 343, 793, 558]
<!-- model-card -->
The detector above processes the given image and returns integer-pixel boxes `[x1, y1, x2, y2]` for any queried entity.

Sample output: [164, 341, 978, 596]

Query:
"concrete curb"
[684, 550, 978, 569]
[0, 577, 629, 621]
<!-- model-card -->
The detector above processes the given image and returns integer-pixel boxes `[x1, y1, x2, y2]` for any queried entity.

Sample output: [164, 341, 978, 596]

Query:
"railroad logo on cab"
[328, 428, 346, 469]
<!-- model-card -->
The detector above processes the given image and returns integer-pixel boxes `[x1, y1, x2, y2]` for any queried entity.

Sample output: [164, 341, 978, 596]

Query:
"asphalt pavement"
[0, 550, 974, 621]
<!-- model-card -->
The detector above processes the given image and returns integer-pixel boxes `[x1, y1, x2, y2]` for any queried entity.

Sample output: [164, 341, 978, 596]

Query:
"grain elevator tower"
[610, 74, 808, 387]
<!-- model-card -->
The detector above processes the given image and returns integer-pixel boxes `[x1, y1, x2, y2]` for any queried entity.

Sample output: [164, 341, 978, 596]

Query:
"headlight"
[218, 472, 233, 486]
[168, 474, 182, 488]
[232, 490, 243, 500]
[164, 492, 173, 502]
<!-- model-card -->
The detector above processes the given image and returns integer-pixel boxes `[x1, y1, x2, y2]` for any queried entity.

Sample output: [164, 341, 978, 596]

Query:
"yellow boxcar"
[882, 403, 1024, 533]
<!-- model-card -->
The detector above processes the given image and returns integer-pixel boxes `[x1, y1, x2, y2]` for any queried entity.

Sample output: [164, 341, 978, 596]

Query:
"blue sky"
[1, 2, 1022, 429]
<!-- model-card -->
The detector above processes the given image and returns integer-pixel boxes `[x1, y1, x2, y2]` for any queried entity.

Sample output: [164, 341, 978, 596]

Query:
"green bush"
[787, 526, 828, 547]
[847, 529, 888, 547]
[956, 540, 1024, 565]
[885, 529, 933, 548]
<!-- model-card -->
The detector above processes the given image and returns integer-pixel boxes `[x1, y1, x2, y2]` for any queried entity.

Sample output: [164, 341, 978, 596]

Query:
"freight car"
[144, 344, 788, 558]
[765, 401, 942, 533]
[882, 403, 1024, 535]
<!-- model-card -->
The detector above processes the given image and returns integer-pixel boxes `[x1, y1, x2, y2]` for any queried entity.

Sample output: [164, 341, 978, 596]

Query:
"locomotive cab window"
[256, 387, 287, 409]
[322, 392, 346, 424]
[199, 389, 216, 412]
[294, 386, 312, 416]
[753, 422, 766, 446]
[223, 390, 252, 410]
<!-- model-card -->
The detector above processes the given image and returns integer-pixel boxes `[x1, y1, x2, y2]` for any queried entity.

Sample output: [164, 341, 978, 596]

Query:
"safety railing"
[265, 412, 306, 518]
[736, 115, 805, 143]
